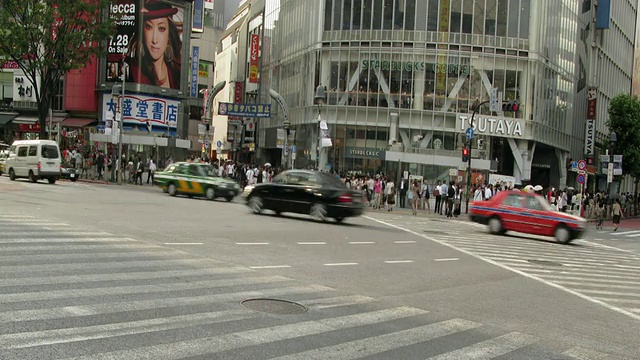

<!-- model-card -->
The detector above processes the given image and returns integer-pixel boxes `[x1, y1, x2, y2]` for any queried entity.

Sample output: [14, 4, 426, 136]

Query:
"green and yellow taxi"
[154, 162, 241, 201]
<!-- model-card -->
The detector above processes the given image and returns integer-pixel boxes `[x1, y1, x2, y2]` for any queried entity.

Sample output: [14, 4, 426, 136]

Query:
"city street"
[1, 177, 640, 359]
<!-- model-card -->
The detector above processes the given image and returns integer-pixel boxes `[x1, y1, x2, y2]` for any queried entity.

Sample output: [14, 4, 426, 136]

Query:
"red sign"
[18, 122, 41, 133]
[587, 98, 596, 120]
[1, 61, 19, 69]
[249, 34, 260, 84]
[234, 82, 244, 103]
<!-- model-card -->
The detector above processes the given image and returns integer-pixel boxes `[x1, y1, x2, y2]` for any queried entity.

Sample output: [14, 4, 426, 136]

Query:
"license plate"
[70, 174, 75, 178]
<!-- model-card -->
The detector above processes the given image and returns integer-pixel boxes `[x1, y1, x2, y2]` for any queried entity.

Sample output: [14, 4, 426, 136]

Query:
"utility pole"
[269, 89, 290, 169]
[201, 81, 227, 160]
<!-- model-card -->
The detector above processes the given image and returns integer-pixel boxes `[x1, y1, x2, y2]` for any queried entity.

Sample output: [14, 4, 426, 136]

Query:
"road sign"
[216, 140, 222, 148]
[576, 173, 585, 184]
[465, 127, 474, 140]
[489, 87, 500, 112]
[607, 162, 614, 183]
[577, 160, 586, 171]
[291, 145, 297, 154]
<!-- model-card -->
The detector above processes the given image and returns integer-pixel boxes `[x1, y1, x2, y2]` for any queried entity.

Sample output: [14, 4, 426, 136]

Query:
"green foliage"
[606, 93, 640, 178]
[0, 0, 116, 136]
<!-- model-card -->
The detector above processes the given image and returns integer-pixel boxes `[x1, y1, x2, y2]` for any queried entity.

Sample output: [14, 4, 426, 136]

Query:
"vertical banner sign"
[436, 0, 450, 92]
[106, 0, 137, 82]
[204, 0, 214, 10]
[585, 87, 597, 164]
[202, 88, 209, 120]
[234, 82, 244, 104]
[192, 0, 204, 32]
[191, 46, 200, 97]
[249, 34, 260, 84]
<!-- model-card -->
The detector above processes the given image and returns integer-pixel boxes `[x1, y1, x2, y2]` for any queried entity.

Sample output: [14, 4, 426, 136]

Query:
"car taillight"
[338, 193, 352, 203]
[37, 161, 41, 169]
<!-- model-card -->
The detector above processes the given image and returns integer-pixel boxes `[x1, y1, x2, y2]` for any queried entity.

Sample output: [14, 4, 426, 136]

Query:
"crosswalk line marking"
[624, 233, 640, 237]
[60, 307, 427, 360]
[0, 251, 179, 263]
[349, 241, 375, 244]
[445, 245, 624, 264]
[563, 263, 640, 272]
[0, 285, 333, 323]
[364, 215, 640, 321]
[0, 267, 254, 287]
[297, 242, 327, 245]
[394, 240, 416, 244]
[0, 276, 292, 304]
[630, 308, 640, 313]
[0, 244, 161, 252]
[0, 222, 71, 227]
[235, 242, 270, 245]
[592, 297, 640, 305]
[537, 274, 640, 285]
[0, 258, 226, 274]
[425, 331, 538, 359]
[0, 232, 114, 237]
[525, 268, 640, 280]
[0, 215, 34, 218]
[577, 289, 640, 297]
[614, 264, 640, 270]
[434, 258, 459, 262]
[0, 238, 138, 244]
[563, 346, 614, 359]
[1, 309, 259, 350]
[610, 230, 640, 236]
[384, 260, 414, 264]
[440, 238, 635, 260]
[522, 265, 640, 278]
[299, 295, 376, 309]
[269, 318, 481, 360]
[550, 280, 640, 291]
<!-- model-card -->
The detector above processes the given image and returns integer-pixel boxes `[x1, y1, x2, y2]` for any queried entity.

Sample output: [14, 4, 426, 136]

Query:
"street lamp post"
[269, 89, 291, 169]
[314, 85, 327, 171]
[466, 100, 489, 213]
[111, 64, 126, 185]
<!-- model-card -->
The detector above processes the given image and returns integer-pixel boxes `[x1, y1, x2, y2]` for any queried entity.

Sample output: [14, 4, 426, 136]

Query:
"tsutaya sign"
[458, 114, 524, 138]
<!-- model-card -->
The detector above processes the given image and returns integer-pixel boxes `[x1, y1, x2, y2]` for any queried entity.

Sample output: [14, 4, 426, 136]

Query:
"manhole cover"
[527, 259, 563, 267]
[241, 298, 308, 315]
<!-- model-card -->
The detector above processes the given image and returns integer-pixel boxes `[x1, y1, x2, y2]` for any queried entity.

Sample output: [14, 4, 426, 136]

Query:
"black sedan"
[244, 170, 364, 223]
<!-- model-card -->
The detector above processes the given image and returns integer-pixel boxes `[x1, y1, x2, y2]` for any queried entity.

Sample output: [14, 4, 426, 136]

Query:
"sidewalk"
[364, 205, 471, 221]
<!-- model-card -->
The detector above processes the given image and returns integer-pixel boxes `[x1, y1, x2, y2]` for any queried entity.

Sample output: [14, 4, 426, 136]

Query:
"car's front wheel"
[488, 216, 504, 235]
[205, 187, 215, 200]
[554, 225, 572, 244]
[248, 196, 263, 214]
[167, 183, 177, 196]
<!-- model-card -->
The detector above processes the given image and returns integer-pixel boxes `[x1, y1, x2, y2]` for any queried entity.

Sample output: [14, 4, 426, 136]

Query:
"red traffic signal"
[502, 100, 519, 112]
[462, 147, 470, 162]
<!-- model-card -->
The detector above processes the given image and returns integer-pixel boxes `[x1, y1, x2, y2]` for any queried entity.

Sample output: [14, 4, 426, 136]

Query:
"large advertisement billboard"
[102, 93, 179, 135]
[106, 0, 185, 91]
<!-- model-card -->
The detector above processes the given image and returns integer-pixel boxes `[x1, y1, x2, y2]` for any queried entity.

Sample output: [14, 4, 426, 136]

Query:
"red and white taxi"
[470, 190, 587, 244]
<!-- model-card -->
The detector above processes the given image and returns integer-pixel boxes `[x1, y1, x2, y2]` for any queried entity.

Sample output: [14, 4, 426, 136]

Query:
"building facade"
[245, 0, 635, 188]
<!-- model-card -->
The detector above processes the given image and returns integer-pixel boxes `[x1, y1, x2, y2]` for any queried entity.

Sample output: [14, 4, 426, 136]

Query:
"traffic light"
[462, 147, 470, 162]
[502, 100, 519, 113]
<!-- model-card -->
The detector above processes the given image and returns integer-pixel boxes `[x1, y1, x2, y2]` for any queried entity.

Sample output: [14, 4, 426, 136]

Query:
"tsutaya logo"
[459, 115, 524, 138]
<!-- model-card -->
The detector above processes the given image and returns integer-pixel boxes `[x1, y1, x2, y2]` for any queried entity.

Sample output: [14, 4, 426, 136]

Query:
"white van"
[5, 140, 62, 184]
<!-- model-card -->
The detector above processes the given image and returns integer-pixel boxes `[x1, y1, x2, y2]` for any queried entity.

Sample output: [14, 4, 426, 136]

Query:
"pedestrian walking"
[612, 199, 623, 231]
[147, 159, 156, 184]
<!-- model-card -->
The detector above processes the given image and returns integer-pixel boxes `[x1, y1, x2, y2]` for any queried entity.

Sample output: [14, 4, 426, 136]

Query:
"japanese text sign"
[218, 102, 271, 118]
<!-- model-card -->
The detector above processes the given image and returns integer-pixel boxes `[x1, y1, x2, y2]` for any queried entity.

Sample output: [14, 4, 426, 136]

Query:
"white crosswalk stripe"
[366, 214, 640, 325]
[0, 219, 623, 359]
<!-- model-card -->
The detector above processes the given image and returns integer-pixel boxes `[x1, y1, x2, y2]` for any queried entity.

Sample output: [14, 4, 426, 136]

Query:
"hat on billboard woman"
[142, 0, 178, 20]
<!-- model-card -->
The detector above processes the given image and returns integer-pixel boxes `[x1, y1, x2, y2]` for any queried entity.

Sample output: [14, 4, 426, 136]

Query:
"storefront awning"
[62, 118, 97, 128]
[12, 116, 38, 124]
[0, 114, 16, 126]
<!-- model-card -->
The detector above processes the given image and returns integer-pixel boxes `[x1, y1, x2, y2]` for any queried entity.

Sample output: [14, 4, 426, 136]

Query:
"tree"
[607, 93, 640, 181]
[0, 0, 115, 139]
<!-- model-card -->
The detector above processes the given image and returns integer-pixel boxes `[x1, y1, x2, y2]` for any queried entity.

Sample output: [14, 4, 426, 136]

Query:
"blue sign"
[216, 140, 222, 148]
[192, 0, 204, 32]
[577, 174, 585, 185]
[291, 145, 296, 153]
[465, 127, 474, 139]
[218, 102, 272, 118]
[190, 46, 200, 98]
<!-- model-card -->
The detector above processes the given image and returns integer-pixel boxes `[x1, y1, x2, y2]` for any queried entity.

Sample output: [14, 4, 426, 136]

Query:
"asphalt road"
[1, 176, 640, 359]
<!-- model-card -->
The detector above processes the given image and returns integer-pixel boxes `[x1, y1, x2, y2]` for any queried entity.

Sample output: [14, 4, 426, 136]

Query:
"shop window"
[377, 130, 388, 141]
[496, 0, 508, 36]
[372, 0, 383, 29]
[507, 0, 519, 37]
[519, 0, 530, 38]
[324, 0, 332, 30]
[404, 0, 416, 30]
[426, 0, 438, 31]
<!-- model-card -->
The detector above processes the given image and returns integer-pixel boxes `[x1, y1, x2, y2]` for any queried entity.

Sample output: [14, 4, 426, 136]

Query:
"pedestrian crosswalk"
[0, 214, 627, 359]
[600, 229, 640, 238]
[369, 214, 640, 324]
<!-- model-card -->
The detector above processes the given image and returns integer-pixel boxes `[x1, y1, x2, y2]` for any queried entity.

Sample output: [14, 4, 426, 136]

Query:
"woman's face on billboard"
[143, 18, 169, 61]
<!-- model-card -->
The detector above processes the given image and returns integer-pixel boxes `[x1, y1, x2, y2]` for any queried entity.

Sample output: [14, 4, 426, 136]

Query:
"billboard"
[192, 0, 204, 32]
[102, 93, 179, 135]
[107, 0, 185, 91]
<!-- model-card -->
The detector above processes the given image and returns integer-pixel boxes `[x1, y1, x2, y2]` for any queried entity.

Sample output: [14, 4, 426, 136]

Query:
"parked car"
[469, 190, 587, 244]
[4, 140, 61, 184]
[244, 170, 364, 223]
[153, 162, 241, 201]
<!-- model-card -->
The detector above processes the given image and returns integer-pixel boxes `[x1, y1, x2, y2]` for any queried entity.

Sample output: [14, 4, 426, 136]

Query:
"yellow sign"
[198, 62, 209, 78]
[436, 0, 450, 92]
